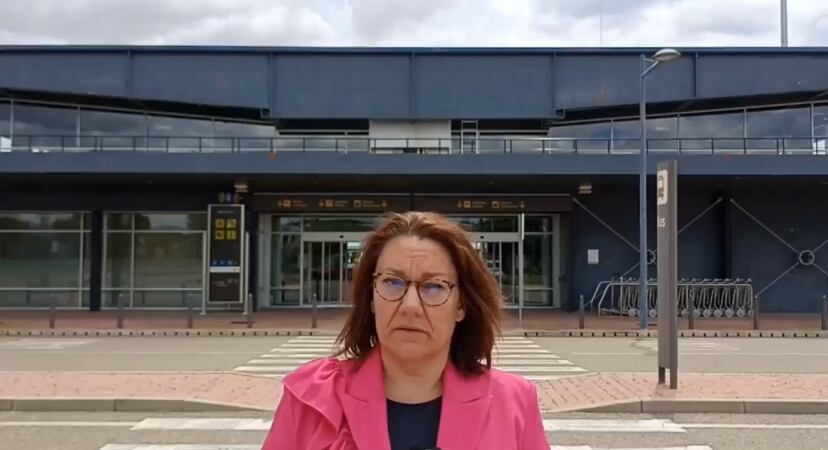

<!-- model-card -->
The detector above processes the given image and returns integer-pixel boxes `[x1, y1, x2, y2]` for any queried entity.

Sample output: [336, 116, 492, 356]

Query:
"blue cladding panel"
[132, 53, 269, 109]
[0, 52, 127, 97]
[273, 55, 410, 118]
[414, 55, 553, 118]
[555, 55, 694, 110]
[698, 55, 828, 98]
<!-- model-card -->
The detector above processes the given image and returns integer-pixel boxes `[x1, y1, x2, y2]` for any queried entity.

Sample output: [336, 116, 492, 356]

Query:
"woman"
[261, 211, 547, 450]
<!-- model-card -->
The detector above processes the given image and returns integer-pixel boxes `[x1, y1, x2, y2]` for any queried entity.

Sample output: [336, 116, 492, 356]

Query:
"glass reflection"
[548, 122, 611, 152]
[0, 102, 10, 151]
[133, 233, 203, 289]
[0, 233, 82, 288]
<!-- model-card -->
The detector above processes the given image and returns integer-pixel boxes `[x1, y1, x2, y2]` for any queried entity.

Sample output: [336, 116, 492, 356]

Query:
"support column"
[89, 210, 103, 311]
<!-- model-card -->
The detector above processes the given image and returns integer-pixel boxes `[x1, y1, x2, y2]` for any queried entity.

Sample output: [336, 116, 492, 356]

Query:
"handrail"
[1, 135, 826, 155]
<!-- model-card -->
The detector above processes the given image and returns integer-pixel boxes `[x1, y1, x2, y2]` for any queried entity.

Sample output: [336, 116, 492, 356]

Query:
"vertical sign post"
[207, 204, 245, 306]
[656, 160, 678, 389]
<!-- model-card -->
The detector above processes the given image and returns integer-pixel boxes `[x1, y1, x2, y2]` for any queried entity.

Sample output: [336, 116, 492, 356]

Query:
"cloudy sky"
[1, 0, 827, 47]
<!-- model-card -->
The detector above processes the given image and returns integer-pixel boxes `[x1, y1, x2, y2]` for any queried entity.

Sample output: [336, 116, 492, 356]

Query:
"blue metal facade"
[2, 46, 828, 314]
[3, 46, 828, 118]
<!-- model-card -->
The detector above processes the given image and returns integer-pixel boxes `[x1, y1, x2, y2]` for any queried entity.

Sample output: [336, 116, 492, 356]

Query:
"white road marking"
[681, 423, 828, 430]
[0, 421, 136, 427]
[543, 419, 686, 433]
[550, 446, 712, 450]
[99, 445, 261, 450]
[238, 337, 590, 379]
[0, 339, 92, 350]
[130, 418, 271, 431]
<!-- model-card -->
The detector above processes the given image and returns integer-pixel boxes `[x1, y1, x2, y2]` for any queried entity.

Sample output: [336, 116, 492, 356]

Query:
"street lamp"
[639, 48, 681, 329]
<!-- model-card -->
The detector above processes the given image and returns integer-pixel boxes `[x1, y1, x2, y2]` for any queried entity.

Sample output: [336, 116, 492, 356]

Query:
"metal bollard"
[822, 295, 827, 331]
[311, 292, 318, 329]
[246, 293, 253, 329]
[579, 294, 585, 329]
[186, 301, 194, 329]
[49, 293, 56, 329]
[116, 293, 124, 329]
[688, 290, 695, 330]
[752, 295, 760, 330]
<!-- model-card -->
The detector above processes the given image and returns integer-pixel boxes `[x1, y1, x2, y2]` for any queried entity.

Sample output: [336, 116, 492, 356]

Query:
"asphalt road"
[1, 411, 826, 450]
[1, 335, 827, 375]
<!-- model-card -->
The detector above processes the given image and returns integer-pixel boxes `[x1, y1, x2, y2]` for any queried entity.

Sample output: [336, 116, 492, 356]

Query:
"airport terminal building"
[1, 46, 828, 315]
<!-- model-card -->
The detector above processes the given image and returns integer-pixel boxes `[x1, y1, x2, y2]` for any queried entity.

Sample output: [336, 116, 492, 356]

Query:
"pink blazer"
[261, 346, 548, 450]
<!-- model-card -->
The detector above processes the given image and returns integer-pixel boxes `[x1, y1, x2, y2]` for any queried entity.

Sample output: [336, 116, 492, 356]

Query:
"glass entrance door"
[301, 233, 365, 305]
[476, 240, 520, 305]
[471, 232, 522, 306]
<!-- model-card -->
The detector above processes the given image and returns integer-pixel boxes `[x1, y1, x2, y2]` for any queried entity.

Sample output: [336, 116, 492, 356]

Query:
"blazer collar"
[342, 346, 492, 450]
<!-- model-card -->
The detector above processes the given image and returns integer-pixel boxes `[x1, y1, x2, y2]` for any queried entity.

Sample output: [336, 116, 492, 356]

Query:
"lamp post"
[639, 48, 681, 329]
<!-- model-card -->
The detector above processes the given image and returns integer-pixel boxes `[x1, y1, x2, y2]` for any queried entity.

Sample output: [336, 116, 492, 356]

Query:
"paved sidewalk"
[1, 309, 825, 334]
[2, 371, 827, 413]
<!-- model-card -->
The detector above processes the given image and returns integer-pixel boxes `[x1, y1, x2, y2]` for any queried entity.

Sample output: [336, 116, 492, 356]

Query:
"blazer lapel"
[436, 363, 492, 450]
[341, 347, 392, 450]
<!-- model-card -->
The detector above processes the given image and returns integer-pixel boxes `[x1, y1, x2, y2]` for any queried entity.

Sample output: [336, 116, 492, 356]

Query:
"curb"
[567, 398, 828, 414]
[0, 329, 339, 337]
[0, 397, 270, 412]
[513, 330, 828, 338]
[1, 329, 825, 338]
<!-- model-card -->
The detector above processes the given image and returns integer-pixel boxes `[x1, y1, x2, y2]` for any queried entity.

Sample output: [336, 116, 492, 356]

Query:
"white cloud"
[0, 0, 826, 47]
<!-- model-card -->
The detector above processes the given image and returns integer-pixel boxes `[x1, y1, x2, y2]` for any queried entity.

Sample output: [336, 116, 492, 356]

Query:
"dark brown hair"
[335, 211, 503, 375]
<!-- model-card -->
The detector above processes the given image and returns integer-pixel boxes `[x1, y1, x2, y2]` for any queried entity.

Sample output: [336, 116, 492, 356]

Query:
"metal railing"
[2, 135, 827, 155]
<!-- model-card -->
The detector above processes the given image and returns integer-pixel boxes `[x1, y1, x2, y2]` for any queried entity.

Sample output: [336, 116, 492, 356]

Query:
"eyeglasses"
[372, 272, 457, 307]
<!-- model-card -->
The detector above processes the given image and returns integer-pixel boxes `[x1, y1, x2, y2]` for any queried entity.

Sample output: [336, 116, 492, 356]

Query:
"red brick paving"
[0, 309, 824, 333]
[2, 371, 827, 413]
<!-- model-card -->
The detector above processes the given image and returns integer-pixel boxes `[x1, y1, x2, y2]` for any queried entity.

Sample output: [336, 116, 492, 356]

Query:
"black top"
[386, 396, 442, 450]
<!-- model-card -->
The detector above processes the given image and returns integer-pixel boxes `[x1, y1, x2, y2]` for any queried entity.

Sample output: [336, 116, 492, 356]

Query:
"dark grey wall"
[3, 152, 828, 177]
[568, 180, 828, 313]
[3, 47, 828, 119]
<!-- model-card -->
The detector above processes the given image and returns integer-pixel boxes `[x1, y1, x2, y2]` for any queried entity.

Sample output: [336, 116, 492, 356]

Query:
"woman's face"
[372, 235, 465, 362]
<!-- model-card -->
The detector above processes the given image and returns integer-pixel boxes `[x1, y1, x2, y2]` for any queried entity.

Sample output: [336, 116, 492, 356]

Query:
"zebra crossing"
[92, 417, 716, 450]
[233, 335, 588, 381]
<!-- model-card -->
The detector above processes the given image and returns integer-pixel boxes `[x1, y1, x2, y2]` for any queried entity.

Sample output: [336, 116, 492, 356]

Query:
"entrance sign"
[656, 160, 678, 389]
[413, 194, 571, 213]
[207, 204, 245, 304]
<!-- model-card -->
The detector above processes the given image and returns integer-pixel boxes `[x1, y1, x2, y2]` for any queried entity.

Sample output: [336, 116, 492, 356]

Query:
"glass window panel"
[680, 111, 744, 138]
[548, 122, 611, 152]
[452, 216, 518, 233]
[0, 102, 10, 151]
[271, 234, 300, 291]
[102, 290, 131, 308]
[0, 233, 82, 288]
[270, 288, 300, 306]
[524, 216, 551, 233]
[131, 290, 201, 308]
[148, 115, 213, 152]
[0, 290, 80, 308]
[272, 216, 301, 232]
[214, 121, 274, 138]
[303, 217, 378, 232]
[746, 107, 811, 151]
[679, 111, 744, 151]
[104, 233, 131, 288]
[80, 109, 147, 150]
[135, 213, 206, 231]
[13, 103, 78, 136]
[149, 115, 213, 137]
[0, 213, 82, 230]
[133, 233, 203, 289]
[814, 105, 828, 137]
[613, 117, 678, 151]
[106, 213, 133, 230]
